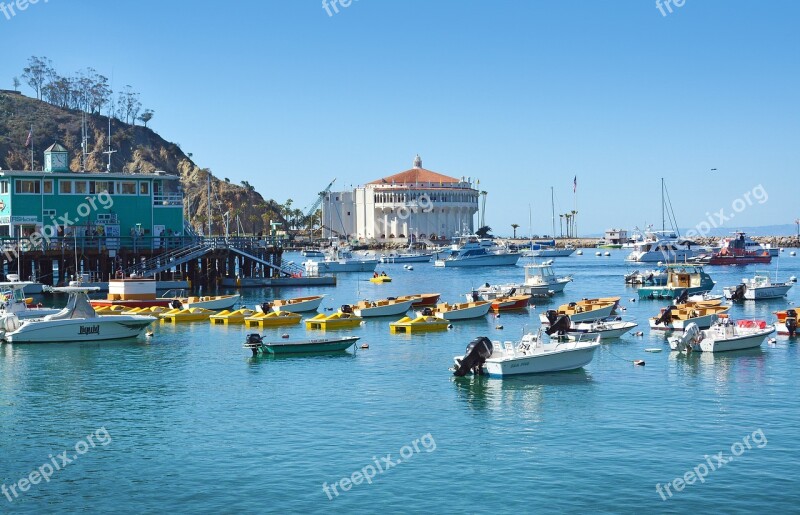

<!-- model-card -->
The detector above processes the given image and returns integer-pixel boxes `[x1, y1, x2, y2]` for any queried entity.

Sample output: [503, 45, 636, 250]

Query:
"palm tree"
[571, 210, 578, 238]
[559, 214, 564, 238]
[511, 223, 520, 239]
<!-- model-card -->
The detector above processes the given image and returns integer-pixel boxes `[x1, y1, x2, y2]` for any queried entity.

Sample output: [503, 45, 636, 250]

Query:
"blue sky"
[1, 0, 798, 236]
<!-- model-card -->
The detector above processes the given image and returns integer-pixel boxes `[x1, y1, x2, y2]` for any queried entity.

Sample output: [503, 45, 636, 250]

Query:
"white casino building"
[322, 156, 479, 242]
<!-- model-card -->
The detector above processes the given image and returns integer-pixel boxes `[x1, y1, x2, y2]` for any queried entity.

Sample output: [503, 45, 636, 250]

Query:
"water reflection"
[451, 369, 594, 414]
[668, 347, 767, 384]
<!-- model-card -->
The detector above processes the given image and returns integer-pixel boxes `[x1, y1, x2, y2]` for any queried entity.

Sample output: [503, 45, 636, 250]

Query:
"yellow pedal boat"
[305, 311, 363, 330]
[389, 315, 450, 333]
[123, 306, 169, 316]
[209, 308, 256, 325]
[370, 275, 392, 283]
[94, 305, 128, 315]
[161, 307, 215, 323]
[245, 310, 302, 328]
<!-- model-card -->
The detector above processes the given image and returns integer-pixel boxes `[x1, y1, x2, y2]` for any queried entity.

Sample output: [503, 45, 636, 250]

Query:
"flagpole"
[29, 124, 34, 171]
[573, 175, 577, 238]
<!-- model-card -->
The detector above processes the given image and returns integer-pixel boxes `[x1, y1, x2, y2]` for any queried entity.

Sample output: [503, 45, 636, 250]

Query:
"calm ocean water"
[2, 250, 800, 513]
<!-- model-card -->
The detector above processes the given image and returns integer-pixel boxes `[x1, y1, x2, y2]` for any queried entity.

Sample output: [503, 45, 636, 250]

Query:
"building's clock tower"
[43, 142, 69, 172]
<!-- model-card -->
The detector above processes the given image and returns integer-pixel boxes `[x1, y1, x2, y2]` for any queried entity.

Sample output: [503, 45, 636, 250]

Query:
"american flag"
[24, 128, 32, 148]
[573, 175, 577, 193]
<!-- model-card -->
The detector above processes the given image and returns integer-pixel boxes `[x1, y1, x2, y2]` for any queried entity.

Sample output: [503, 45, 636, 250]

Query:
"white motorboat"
[0, 281, 61, 323]
[257, 295, 325, 314]
[564, 317, 639, 340]
[434, 236, 520, 267]
[523, 245, 576, 258]
[2, 287, 155, 343]
[625, 230, 703, 263]
[520, 261, 572, 294]
[300, 249, 325, 257]
[379, 252, 433, 263]
[669, 320, 774, 353]
[417, 300, 491, 321]
[351, 298, 415, 317]
[303, 247, 379, 274]
[452, 331, 600, 377]
[723, 274, 793, 301]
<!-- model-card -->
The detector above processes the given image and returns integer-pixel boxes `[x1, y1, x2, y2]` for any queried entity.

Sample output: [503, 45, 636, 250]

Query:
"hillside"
[0, 90, 286, 235]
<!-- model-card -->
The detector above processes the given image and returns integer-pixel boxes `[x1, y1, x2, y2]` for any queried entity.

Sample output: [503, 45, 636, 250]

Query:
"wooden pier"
[0, 236, 297, 290]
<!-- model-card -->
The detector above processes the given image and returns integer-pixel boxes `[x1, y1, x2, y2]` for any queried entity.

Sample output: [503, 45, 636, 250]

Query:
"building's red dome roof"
[369, 168, 460, 185]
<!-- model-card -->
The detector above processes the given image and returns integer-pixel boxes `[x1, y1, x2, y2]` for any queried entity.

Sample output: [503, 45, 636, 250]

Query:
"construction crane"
[303, 178, 336, 240]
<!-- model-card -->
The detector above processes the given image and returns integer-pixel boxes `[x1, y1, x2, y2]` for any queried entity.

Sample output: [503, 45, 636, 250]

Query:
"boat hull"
[380, 254, 432, 263]
[723, 284, 792, 300]
[432, 302, 492, 320]
[183, 294, 240, 310]
[649, 313, 719, 331]
[305, 260, 379, 273]
[434, 254, 520, 267]
[271, 296, 324, 313]
[256, 336, 359, 355]
[483, 344, 598, 376]
[638, 285, 713, 300]
[5, 315, 154, 343]
[539, 303, 616, 324]
[697, 331, 772, 352]
[353, 299, 414, 318]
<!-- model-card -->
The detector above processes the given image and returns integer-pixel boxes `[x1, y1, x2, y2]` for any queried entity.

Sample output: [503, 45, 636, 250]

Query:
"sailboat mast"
[661, 177, 665, 232]
[550, 186, 555, 239]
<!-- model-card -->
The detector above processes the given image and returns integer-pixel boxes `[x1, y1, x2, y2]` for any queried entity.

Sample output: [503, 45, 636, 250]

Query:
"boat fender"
[361, 343, 369, 349]
[281, 333, 290, 339]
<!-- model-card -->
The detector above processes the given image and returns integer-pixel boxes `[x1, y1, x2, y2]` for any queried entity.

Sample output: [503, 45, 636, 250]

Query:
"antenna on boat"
[550, 186, 555, 240]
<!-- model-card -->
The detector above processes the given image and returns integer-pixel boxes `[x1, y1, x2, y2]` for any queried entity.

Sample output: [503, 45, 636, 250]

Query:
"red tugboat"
[700, 232, 772, 265]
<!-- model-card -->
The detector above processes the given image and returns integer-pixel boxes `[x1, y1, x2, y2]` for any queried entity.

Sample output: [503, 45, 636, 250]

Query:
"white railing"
[153, 193, 183, 206]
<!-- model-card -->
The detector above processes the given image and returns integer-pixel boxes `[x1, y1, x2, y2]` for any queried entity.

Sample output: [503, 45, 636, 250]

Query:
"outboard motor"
[786, 309, 798, 337]
[471, 291, 480, 302]
[453, 336, 494, 377]
[260, 302, 272, 313]
[731, 284, 746, 302]
[675, 289, 689, 305]
[340, 304, 353, 314]
[545, 314, 572, 336]
[245, 333, 263, 356]
[170, 299, 183, 310]
[509, 287, 517, 296]
[421, 307, 433, 317]
[655, 305, 675, 326]
[645, 273, 654, 284]
[544, 309, 559, 325]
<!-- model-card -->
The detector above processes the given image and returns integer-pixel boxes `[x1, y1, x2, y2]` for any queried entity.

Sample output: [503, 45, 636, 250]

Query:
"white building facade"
[322, 156, 479, 243]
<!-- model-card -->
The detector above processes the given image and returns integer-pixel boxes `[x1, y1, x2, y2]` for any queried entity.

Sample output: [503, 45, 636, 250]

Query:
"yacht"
[625, 230, 703, 263]
[2, 287, 155, 343]
[466, 261, 572, 300]
[710, 232, 779, 257]
[303, 246, 379, 274]
[433, 236, 520, 267]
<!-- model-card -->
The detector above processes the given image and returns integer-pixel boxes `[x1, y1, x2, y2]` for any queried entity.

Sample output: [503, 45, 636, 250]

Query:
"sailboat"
[523, 187, 575, 258]
[625, 179, 703, 263]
